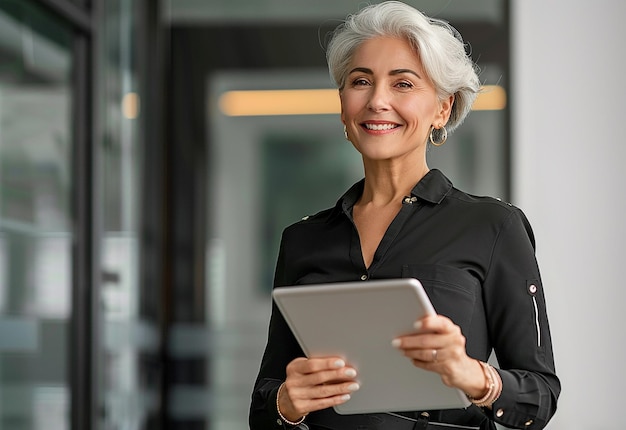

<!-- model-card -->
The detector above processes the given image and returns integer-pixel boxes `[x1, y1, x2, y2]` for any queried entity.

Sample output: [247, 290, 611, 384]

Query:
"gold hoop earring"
[344, 125, 350, 141]
[429, 125, 447, 146]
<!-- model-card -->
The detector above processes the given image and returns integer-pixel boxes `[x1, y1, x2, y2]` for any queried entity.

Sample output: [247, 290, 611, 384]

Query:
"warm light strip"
[122, 92, 140, 119]
[472, 85, 507, 111]
[219, 89, 340, 116]
[219, 85, 506, 117]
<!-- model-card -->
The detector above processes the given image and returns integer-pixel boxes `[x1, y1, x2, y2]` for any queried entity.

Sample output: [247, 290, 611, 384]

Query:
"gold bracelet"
[468, 361, 495, 406]
[276, 382, 306, 426]
[468, 361, 503, 408]
[487, 364, 503, 404]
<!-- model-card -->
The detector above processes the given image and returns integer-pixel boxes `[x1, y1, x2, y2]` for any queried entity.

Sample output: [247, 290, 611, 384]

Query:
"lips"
[362, 122, 400, 131]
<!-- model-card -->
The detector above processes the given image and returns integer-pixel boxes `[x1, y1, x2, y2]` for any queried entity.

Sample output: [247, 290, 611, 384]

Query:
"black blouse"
[249, 169, 560, 430]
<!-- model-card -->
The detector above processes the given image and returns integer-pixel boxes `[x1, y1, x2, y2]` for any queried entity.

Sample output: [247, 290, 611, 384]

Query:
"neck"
[359, 159, 430, 206]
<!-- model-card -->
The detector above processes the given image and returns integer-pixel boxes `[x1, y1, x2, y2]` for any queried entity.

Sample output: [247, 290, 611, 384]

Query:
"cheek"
[403, 101, 438, 124]
[341, 92, 367, 118]
[340, 98, 350, 120]
[342, 104, 360, 123]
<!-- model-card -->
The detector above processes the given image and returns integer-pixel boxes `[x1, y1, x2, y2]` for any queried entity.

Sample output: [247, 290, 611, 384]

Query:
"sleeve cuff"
[268, 385, 307, 429]
[486, 369, 541, 429]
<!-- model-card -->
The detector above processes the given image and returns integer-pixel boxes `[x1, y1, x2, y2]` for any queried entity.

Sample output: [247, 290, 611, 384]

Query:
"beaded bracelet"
[276, 382, 307, 426]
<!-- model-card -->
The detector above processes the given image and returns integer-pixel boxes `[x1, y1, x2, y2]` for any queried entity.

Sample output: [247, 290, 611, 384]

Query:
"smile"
[363, 123, 399, 131]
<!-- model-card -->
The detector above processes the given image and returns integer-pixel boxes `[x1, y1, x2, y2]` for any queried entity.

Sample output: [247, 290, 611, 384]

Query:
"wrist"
[276, 382, 307, 426]
[466, 360, 502, 408]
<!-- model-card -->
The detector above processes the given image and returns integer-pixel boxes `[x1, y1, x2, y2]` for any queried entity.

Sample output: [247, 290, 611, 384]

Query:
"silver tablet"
[272, 278, 471, 414]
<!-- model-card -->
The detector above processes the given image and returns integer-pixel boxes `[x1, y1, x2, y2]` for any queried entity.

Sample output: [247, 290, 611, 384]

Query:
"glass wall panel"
[97, 1, 159, 429]
[0, 0, 73, 429]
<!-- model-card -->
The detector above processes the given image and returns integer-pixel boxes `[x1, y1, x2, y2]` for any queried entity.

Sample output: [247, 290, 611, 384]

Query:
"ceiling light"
[219, 85, 505, 117]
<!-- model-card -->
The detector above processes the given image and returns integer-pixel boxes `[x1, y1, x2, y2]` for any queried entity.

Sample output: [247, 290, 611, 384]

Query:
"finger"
[290, 390, 354, 416]
[405, 348, 442, 363]
[392, 332, 449, 350]
[287, 356, 347, 376]
[298, 365, 358, 388]
[413, 314, 455, 333]
[392, 337, 442, 361]
[286, 379, 360, 416]
[312, 379, 361, 400]
[396, 320, 464, 351]
[286, 378, 358, 401]
[286, 357, 358, 390]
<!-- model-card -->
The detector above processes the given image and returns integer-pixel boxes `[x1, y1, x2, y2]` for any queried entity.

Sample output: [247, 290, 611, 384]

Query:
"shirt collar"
[333, 169, 453, 217]
[410, 169, 453, 204]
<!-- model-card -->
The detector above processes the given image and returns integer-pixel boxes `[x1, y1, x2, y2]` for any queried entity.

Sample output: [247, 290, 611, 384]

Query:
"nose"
[366, 85, 391, 112]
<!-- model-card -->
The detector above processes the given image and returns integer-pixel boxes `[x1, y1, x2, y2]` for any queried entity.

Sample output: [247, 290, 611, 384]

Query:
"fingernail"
[391, 338, 401, 348]
[413, 320, 423, 330]
[340, 394, 351, 401]
[333, 359, 346, 368]
[344, 368, 357, 377]
[347, 383, 360, 391]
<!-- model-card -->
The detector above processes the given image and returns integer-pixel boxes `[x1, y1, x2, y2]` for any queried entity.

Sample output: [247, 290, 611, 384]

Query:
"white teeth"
[364, 123, 398, 131]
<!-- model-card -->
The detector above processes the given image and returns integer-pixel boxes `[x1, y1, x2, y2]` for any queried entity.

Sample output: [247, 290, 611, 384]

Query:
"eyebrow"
[348, 67, 422, 79]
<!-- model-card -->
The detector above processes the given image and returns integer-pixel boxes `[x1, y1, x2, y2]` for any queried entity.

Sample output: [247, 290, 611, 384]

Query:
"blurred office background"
[0, 0, 623, 429]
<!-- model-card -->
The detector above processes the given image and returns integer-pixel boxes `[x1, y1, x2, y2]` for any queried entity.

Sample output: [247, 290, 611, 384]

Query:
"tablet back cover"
[272, 278, 471, 414]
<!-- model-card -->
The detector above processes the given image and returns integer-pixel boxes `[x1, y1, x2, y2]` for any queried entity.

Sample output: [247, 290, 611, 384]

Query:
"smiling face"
[340, 36, 453, 165]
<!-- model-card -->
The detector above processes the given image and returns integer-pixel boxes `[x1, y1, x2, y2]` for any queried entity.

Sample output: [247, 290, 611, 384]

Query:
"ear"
[339, 90, 346, 124]
[434, 94, 454, 127]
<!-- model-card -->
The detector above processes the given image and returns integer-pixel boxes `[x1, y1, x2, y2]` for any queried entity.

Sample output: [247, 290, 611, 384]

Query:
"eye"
[395, 81, 414, 89]
[351, 77, 370, 87]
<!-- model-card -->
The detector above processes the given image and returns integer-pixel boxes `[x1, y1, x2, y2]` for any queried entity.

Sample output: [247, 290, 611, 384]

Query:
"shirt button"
[276, 419, 282, 425]
[525, 419, 534, 426]
[360, 274, 368, 281]
[495, 408, 504, 418]
[529, 284, 537, 294]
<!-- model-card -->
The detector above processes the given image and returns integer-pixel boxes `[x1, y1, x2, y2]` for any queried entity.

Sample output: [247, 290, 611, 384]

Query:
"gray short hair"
[326, 1, 480, 134]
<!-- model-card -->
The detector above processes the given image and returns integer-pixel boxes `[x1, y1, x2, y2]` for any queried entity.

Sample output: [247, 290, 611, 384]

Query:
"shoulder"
[296, 207, 335, 224]
[446, 187, 536, 246]
[443, 187, 535, 236]
[447, 187, 521, 218]
[422, 170, 521, 222]
[282, 206, 336, 236]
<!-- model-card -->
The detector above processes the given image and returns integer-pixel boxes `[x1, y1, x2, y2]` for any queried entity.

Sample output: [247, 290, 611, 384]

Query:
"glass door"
[0, 0, 73, 429]
[97, 1, 160, 429]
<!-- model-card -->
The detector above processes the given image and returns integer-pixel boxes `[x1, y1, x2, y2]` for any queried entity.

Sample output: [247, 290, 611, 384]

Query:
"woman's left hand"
[392, 314, 486, 398]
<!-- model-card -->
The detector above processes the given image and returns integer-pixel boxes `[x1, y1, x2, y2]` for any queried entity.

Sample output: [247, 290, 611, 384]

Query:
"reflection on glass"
[0, 0, 72, 429]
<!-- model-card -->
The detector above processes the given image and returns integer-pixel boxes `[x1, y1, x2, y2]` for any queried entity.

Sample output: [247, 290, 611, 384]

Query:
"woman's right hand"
[278, 356, 360, 422]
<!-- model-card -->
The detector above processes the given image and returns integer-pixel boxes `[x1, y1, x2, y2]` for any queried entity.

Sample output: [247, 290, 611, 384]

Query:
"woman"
[249, 2, 560, 429]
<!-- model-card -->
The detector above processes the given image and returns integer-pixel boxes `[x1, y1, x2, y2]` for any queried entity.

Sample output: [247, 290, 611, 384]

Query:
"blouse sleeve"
[482, 208, 561, 429]
[249, 234, 307, 430]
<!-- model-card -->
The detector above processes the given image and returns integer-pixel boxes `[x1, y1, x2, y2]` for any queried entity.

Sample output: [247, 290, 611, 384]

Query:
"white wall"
[512, 1, 626, 428]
